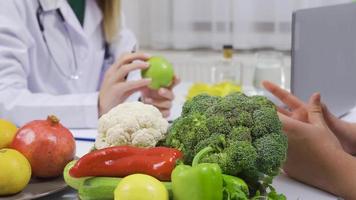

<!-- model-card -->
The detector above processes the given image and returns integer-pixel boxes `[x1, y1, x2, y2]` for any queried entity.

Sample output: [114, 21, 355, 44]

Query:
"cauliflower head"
[95, 102, 169, 149]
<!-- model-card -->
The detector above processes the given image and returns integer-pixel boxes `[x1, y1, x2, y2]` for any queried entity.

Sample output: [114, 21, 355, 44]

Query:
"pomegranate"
[11, 115, 76, 178]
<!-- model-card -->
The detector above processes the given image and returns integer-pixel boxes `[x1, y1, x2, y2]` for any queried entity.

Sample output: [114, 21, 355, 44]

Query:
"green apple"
[141, 56, 174, 90]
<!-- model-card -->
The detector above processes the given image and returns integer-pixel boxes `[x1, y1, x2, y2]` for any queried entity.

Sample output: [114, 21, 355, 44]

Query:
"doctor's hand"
[98, 53, 152, 116]
[280, 93, 356, 199]
[141, 76, 180, 118]
[263, 80, 356, 155]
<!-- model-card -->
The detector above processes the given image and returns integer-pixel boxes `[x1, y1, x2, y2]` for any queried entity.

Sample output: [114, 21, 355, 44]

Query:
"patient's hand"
[279, 93, 356, 199]
[263, 81, 356, 155]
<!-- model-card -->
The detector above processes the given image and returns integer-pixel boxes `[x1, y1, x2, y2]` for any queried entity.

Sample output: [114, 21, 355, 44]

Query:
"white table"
[72, 129, 338, 200]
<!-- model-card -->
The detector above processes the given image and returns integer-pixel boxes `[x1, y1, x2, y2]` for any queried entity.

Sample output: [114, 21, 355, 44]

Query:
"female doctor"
[0, 0, 178, 128]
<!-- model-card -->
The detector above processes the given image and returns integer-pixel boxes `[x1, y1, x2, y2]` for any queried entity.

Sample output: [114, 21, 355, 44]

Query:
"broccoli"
[194, 134, 226, 154]
[182, 94, 222, 116]
[195, 140, 257, 176]
[220, 141, 257, 176]
[206, 115, 232, 135]
[249, 95, 276, 111]
[165, 92, 287, 195]
[229, 126, 252, 142]
[251, 107, 282, 139]
[224, 92, 249, 106]
[206, 99, 253, 128]
[253, 132, 288, 175]
[165, 112, 211, 163]
[224, 92, 257, 113]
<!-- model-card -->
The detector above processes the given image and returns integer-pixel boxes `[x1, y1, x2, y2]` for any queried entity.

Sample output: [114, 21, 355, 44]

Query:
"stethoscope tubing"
[36, 1, 114, 80]
[36, 3, 81, 80]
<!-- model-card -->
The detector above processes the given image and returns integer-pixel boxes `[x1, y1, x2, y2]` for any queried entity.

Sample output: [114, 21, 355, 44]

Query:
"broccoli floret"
[249, 95, 276, 111]
[251, 107, 282, 139]
[165, 113, 210, 163]
[206, 99, 253, 128]
[229, 126, 252, 142]
[205, 97, 233, 114]
[225, 93, 276, 114]
[200, 141, 257, 176]
[225, 92, 249, 104]
[206, 115, 232, 135]
[253, 132, 288, 175]
[201, 152, 228, 170]
[234, 111, 254, 128]
[182, 94, 222, 116]
[224, 92, 257, 113]
[194, 134, 226, 154]
[224, 141, 258, 175]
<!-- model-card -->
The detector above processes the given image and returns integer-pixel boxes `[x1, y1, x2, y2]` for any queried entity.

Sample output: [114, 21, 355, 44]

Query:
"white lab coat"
[0, 0, 138, 128]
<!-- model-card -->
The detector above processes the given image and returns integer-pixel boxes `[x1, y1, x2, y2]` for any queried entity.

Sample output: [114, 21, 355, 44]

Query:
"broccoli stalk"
[192, 146, 215, 167]
[195, 136, 257, 177]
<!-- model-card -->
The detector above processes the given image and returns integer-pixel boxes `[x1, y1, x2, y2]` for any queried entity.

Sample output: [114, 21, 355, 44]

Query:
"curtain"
[122, 0, 352, 50]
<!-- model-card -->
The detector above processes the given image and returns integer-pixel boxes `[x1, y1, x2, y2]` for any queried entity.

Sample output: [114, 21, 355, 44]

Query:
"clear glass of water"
[253, 51, 285, 94]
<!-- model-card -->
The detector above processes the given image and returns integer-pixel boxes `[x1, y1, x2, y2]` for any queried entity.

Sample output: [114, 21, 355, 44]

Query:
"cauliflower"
[95, 102, 169, 149]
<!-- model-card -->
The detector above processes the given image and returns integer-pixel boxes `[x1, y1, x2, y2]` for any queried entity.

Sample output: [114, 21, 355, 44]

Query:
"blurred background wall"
[121, 0, 354, 96]
[122, 0, 351, 50]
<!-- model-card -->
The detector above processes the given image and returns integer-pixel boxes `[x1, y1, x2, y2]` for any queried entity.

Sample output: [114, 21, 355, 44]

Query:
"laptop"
[291, 3, 356, 117]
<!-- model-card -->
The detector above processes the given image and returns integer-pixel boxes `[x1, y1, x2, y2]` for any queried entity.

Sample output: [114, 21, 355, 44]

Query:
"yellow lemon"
[0, 148, 31, 196]
[0, 119, 17, 149]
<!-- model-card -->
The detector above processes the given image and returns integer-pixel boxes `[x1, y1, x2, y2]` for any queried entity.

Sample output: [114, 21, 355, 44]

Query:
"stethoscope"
[36, 2, 113, 80]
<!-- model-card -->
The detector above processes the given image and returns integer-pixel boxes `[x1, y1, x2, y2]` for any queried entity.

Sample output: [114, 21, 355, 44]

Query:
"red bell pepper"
[69, 146, 183, 181]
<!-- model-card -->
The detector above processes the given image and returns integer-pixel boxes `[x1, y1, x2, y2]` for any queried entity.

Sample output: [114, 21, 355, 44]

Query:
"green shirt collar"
[68, 0, 86, 26]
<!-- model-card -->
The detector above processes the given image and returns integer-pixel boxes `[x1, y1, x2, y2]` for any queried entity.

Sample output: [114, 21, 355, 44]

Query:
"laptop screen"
[291, 3, 356, 117]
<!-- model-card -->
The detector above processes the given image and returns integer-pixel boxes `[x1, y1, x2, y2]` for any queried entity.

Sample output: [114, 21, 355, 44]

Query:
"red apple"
[11, 115, 76, 178]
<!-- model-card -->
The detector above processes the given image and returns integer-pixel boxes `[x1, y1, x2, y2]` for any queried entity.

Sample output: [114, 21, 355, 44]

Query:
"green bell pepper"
[172, 147, 223, 200]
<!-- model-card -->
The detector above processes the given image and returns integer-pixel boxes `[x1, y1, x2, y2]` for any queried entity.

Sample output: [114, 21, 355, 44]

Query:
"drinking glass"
[253, 51, 285, 95]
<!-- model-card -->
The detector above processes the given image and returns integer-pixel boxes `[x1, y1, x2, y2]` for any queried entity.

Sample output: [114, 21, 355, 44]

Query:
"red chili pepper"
[69, 146, 183, 181]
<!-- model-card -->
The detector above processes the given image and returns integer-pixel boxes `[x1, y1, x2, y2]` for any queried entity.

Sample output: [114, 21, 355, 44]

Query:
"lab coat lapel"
[84, 0, 103, 38]
[58, 1, 88, 43]
[38, 0, 88, 45]
[56, 0, 103, 43]
[38, 0, 102, 45]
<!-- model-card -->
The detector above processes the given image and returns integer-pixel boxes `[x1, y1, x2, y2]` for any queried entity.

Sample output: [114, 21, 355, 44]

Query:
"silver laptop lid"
[291, 3, 356, 117]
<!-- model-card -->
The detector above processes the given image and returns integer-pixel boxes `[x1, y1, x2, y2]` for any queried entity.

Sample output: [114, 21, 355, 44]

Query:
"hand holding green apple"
[141, 56, 175, 90]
